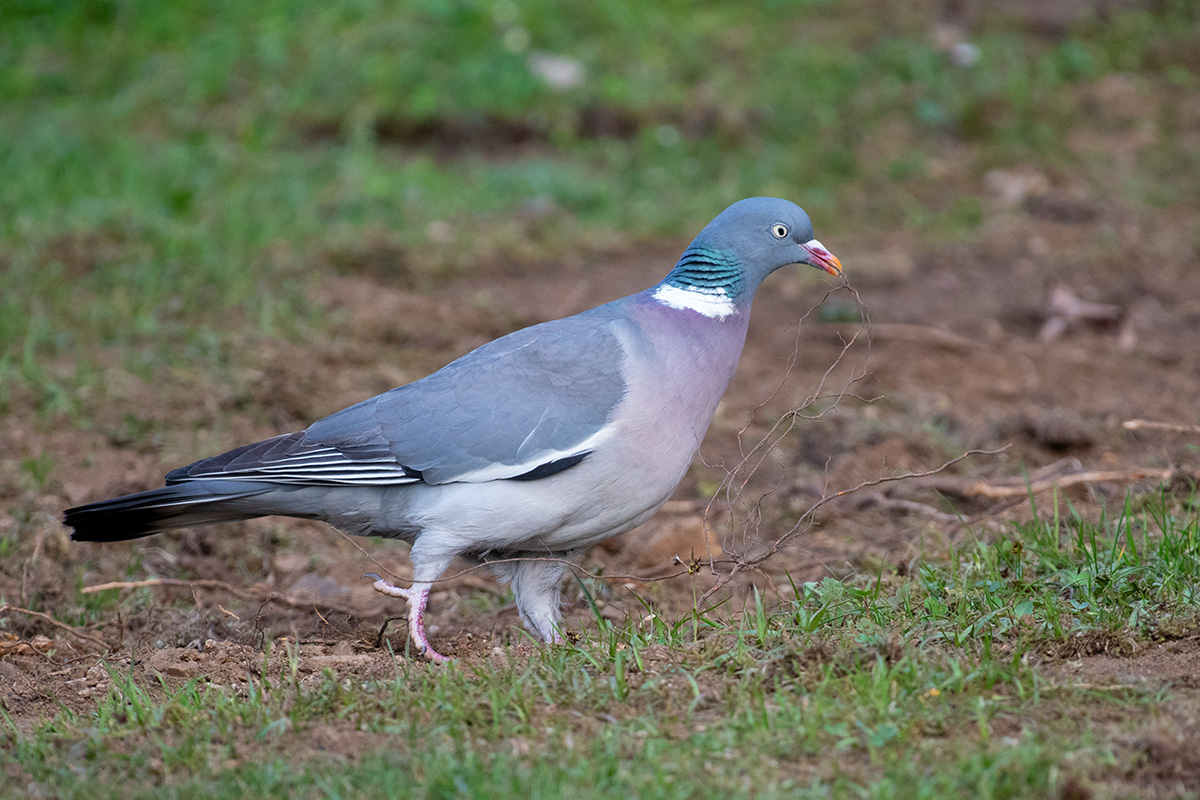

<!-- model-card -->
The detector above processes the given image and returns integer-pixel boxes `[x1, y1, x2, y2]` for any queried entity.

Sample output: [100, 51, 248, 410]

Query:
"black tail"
[64, 481, 274, 542]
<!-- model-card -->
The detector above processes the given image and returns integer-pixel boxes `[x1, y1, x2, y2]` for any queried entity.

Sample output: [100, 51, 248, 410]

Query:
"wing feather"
[168, 309, 629, 487]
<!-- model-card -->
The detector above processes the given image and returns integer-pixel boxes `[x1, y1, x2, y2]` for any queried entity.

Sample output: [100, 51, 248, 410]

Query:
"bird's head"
[696, 197, 842, 284]
[659, 198, 842, 317]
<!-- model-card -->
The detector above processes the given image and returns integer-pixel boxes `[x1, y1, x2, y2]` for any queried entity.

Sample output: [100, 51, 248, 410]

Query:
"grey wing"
[169, 315, 629, 487]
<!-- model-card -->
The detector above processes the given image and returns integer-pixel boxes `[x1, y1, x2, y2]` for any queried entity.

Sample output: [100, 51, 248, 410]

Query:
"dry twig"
[0, 604, 110, 650]
[1123, 419, 1200, 436]
[832, 322, 985, 353]
[917, 468, 1191, 499]
[704, 281, 873, 568]
[694, 445, 1014, 606]
[81, 577, 364, 618]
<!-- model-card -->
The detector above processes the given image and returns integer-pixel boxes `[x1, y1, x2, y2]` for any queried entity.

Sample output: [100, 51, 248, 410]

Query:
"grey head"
[657, 197, 842, 309]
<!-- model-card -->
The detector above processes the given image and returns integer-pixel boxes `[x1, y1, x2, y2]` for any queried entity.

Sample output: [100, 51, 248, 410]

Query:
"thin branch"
[918, 467, 1189, 499]
[695, 445, 1012, 607]
[81, 577, 364, 618]
[1123, 419, 1200, 436]
[853, 492, 969, 526]
[0, 604, 110, 650]
[838, 322, 986, 353]
[706, 281, 872, 569]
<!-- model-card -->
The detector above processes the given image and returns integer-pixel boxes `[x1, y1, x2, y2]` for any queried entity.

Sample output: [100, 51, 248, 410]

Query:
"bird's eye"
[771, 224, 789, 239]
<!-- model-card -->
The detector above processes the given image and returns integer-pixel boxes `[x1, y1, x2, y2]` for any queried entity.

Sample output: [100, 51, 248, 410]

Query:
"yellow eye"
[771, 224, 789, 239]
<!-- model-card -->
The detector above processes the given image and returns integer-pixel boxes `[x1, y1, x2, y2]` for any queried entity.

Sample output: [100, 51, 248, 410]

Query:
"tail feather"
[64, 481, 274, 542]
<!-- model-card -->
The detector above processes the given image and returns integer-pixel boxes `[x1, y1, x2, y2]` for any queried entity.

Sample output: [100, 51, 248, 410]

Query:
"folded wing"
[168, 314, 628, 487]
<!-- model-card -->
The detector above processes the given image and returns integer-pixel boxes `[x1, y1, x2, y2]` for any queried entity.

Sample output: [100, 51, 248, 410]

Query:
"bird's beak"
[800, 239, 843, 277]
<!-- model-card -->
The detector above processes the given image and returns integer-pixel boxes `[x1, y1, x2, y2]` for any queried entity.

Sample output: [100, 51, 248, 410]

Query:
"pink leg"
[365, 573, 448, 662]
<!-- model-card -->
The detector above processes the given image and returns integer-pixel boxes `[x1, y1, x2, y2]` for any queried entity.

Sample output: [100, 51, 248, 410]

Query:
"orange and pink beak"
[801, 239, 843, 277]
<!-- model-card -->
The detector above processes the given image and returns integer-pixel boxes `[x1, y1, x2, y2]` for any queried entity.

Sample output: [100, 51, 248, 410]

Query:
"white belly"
[394, 425, 698, 556]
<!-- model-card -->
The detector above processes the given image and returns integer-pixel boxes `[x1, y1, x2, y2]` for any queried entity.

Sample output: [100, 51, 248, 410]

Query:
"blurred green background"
[1, 0, 1197, 414]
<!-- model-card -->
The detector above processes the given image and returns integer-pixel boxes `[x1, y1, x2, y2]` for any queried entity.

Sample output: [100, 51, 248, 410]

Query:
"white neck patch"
[652, 284, 736, 319]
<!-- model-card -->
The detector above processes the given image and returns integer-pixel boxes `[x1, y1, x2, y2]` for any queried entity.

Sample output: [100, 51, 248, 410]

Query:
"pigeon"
[64, 197, 843, 661]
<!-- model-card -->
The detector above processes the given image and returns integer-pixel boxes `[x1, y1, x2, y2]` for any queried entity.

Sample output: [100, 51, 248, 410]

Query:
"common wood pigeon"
[65, 197, 843, 661]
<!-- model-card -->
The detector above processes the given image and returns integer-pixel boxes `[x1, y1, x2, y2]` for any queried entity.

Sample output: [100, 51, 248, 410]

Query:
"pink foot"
[365, 573, 449, 662]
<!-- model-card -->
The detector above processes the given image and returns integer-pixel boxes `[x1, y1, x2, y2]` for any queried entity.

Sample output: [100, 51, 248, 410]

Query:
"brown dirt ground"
[2, 153, 1199, 791]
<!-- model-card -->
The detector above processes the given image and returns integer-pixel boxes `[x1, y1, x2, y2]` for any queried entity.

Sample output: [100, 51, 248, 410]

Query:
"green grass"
[4, 492, 1197, 798]
[2, 0, 1198, 419]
